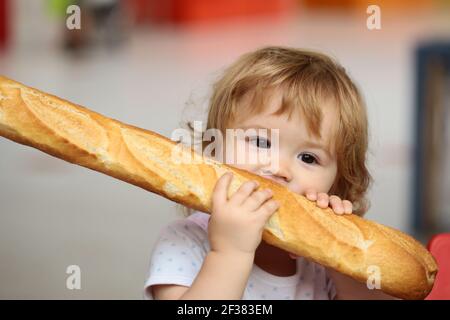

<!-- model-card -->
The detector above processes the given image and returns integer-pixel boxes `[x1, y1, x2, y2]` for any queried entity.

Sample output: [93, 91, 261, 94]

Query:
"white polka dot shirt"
[144, 211, 337, 300]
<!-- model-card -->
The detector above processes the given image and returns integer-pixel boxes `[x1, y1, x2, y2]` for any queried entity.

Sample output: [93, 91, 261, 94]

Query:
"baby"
[144, 46, 394, 300]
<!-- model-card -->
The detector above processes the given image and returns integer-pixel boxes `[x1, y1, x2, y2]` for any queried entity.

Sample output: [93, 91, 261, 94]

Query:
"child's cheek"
[287, 183, 301, 194]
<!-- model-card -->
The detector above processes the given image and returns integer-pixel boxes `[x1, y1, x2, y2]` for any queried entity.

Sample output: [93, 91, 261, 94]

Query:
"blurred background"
[0, 0, 449, 299]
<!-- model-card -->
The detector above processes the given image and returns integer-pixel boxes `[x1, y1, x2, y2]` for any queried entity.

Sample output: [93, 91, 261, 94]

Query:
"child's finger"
[289, 253, 298, 260]
[329, 195, 344, 214]
[229, 180, 260, 206]
[342, 200, 353, 214]
[212, 172, 233, 207]
[305, 190, 317, 201]
[317, 193, 329, 208]
[243, 188, 273, 211]
[255, 199, 279, 221]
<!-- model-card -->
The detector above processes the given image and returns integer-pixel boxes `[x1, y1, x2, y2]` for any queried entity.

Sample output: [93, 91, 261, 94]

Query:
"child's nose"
[276, 158, 293, 181]
[261, 163, 292, 185]
[274, 167, 292, 184]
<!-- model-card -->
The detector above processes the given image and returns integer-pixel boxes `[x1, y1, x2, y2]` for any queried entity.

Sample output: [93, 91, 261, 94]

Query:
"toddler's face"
[215, 88, 338, 196]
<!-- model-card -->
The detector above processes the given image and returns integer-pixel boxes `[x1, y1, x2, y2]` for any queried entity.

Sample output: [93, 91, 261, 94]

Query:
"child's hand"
[305, 190, 353, 215]
[208, 172, 279, 256]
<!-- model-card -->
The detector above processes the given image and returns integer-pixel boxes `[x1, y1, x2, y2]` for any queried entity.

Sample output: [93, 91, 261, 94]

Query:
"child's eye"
[298, 153, 319, 165]
[248, 136, 271, 149]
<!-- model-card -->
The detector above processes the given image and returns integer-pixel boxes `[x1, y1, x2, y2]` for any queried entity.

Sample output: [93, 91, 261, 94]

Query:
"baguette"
[0, 76, 437, 299]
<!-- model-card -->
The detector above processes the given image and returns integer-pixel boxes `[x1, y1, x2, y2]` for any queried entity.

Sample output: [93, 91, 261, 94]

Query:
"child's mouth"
[260, 174, 287, 186]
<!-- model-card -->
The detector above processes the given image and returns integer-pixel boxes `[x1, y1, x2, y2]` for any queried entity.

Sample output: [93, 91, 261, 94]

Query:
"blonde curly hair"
[179, 46, 372, 217]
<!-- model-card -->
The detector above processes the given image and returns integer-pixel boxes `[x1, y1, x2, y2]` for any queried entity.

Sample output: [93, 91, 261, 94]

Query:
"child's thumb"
[289, 253, 298, 259]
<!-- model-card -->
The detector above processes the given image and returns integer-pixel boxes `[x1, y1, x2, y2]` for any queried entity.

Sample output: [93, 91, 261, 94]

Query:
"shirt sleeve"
[143, 218, 209, 299]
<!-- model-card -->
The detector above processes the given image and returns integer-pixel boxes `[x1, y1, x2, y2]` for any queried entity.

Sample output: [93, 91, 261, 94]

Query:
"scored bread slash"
[0, 75, 438, 300]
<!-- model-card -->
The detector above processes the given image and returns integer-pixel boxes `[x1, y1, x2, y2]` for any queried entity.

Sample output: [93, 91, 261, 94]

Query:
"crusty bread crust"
[0, 76, 437, 299]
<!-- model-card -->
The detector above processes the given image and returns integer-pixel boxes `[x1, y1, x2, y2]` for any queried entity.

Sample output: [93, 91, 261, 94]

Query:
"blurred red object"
[426, 233, 450, 300]
[303, 0, 432, 10]
[0, 0, 9, 49]
[129, 0, 297, 25]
